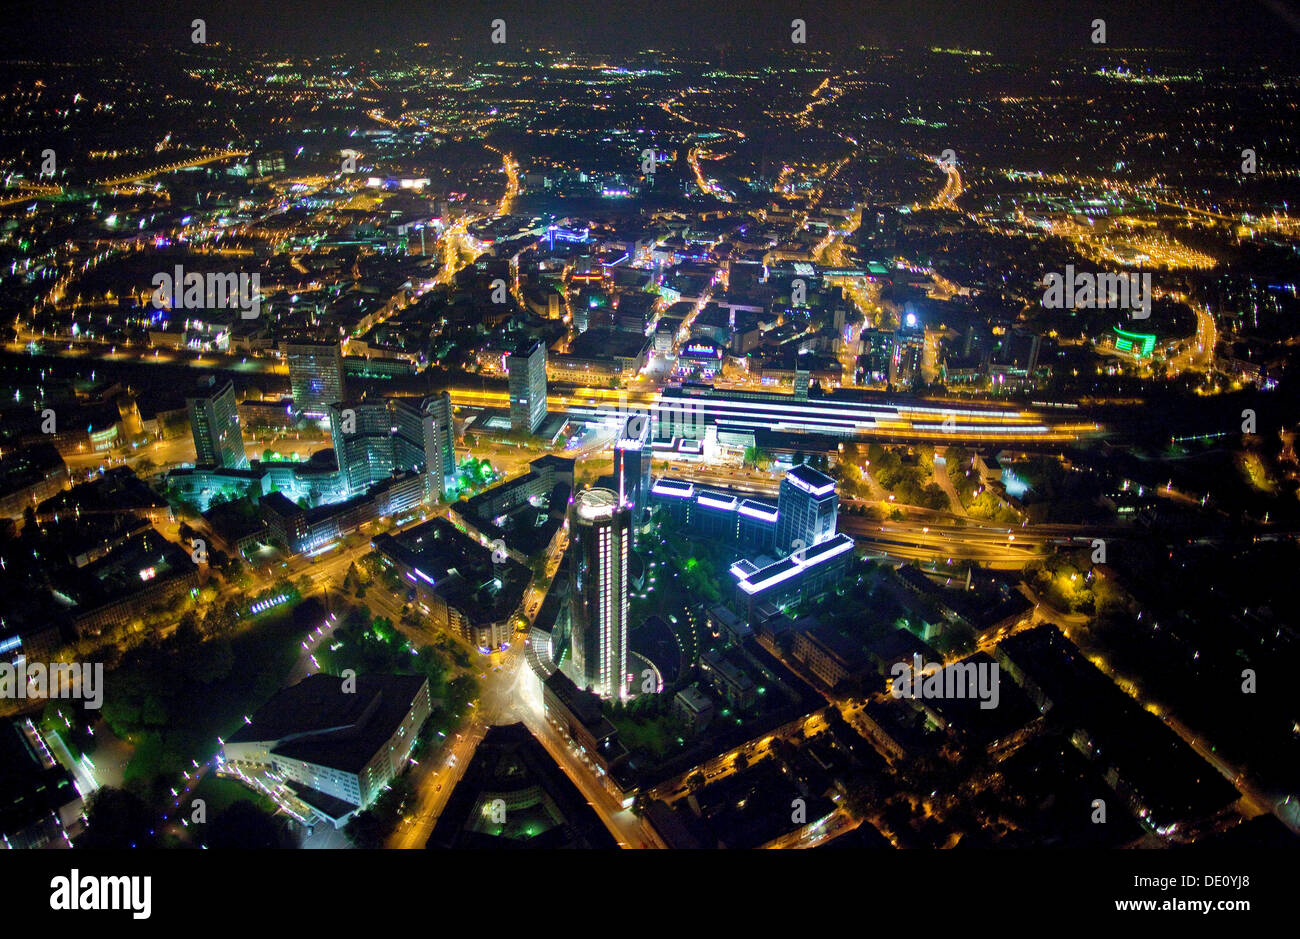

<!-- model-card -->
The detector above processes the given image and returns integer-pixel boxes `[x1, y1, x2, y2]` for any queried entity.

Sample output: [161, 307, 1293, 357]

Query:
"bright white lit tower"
[568, 488, 631, 699]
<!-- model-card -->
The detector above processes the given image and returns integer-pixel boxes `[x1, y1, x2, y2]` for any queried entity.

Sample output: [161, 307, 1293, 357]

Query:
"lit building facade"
[328, 393, 455, 499]
[283, 339, 345, 419]
[508, 340, 548, 435]
[187, 377, 248, 469]
[775, 464, 839, 553]
[568, 488, 630, 699]
[422, 391, 456, 499]
[220, 673, 432, 828]
[614, 415, 652, 528]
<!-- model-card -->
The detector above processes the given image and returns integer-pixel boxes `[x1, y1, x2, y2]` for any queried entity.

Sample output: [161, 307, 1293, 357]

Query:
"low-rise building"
[792, 623, 871, 691]
[0, 443, 69, 521]
[700, 649, 758, 710]
[0, 720, 85, 848]
[427, 722, 618, 849]
[220, 673, 432, 829]
[449, 455, 573, 562]
[52, 528, 199, 637]
[674, 684, 716, 736]
[372, 517, 530, 651]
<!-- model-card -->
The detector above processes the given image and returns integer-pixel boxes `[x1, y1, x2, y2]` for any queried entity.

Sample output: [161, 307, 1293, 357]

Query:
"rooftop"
[226, 672, 428, 776]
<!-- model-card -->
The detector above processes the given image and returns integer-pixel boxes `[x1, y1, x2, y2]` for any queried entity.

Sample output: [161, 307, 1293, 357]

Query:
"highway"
[91, 149, 252, 187]
[839, 515, 1049, 569]
[924, 156, 964, 211]
[0, 181, 63, 207]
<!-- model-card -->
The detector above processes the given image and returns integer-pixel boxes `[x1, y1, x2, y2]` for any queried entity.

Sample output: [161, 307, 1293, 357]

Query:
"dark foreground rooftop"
[427, 722, 618, 849]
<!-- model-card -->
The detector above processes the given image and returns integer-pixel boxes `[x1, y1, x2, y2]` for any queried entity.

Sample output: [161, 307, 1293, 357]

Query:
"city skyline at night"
[0, 3, 1294, 921]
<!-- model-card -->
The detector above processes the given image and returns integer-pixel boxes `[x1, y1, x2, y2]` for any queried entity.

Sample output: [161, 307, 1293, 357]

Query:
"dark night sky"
[4, 0, 1300, 57]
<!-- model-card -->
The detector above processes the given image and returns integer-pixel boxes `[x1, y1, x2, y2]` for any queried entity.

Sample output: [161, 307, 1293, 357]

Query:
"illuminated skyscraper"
[613, 413, 651, 528]
[775, 463, 838, 554]
[328, 392, 456, 500]
[568, 488, 630, 699]
[283, 339, 345, 419]
[187, 377, 248, 469]
[507, 340, 548, 435]
[421, 391, 456, 500]
[328, 398, 393, 495]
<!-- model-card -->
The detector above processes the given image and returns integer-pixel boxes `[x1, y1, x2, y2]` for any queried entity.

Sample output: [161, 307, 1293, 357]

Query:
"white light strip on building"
[738, 535, 854, 595]
[651, 480, 695, 498]
[656, 393, 1028, 422]
[737, 502, 778, 522]
[786, 472, 836, 497]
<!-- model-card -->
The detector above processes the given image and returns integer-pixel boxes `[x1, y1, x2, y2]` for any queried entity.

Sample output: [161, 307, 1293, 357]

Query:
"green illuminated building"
[1112, 326, 1157, 359]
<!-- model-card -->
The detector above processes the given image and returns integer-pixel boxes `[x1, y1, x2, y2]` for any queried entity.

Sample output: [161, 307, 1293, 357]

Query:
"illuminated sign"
[684, 343, 722, 358]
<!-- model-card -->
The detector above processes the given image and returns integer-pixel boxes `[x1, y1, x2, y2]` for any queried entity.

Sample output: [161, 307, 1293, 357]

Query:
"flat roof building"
[283, 339, 345, 419]
[221, 673, 432, 828]
[0, 443, 69, 521]
[507, 340, 548, 435]
[373, 517, 530, 652]
[776, 463, 839, 554]
[0, 720, 85, 848]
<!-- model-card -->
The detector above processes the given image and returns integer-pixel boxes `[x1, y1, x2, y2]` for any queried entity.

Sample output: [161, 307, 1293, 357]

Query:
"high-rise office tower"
[328, 393, 456, 500]
[507, 340, 547, 435]
[613, 414, 651, 529]
[328, 399, 394, 495]
[187, 377, 248, 469]
[775, 463, 838, 554]
[283, 339, 345, 419]
[421, 391, 456, 500]
[568, 488, 630, 700]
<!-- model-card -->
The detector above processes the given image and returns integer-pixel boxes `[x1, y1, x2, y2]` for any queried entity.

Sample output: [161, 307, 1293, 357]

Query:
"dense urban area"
[1, 14, 1298, 858]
